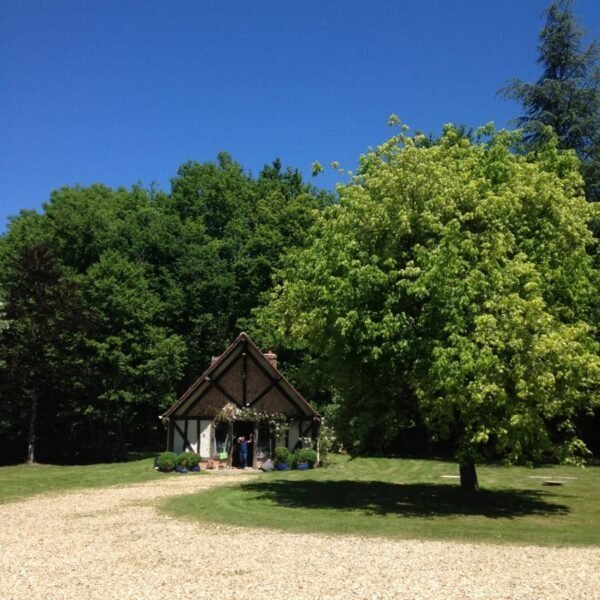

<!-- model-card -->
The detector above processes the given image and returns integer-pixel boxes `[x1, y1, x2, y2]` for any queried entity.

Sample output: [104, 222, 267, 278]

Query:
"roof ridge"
[160, 332, 320, 419]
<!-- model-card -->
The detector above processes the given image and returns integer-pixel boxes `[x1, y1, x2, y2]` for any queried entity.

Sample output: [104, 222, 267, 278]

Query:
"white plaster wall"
[173, 420, 186, 454]
[187, 420, 198, 454]
[199, 420, 212, 459]
[288, 420, 300, 451]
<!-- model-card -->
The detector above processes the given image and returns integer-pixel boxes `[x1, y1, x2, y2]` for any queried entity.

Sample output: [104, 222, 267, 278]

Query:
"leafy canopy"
[257, 123, 600, 465]
[0, 154, 330, 463]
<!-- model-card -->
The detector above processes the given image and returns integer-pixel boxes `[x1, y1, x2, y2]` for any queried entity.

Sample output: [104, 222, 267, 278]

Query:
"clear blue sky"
[1, 0, 599, 231]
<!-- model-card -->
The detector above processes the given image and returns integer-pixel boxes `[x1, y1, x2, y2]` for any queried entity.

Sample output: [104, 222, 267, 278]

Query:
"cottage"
[160, 332, 320, 468]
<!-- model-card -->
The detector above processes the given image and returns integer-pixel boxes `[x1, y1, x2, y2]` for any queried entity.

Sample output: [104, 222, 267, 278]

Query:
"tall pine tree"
[500, 0, 600, 201]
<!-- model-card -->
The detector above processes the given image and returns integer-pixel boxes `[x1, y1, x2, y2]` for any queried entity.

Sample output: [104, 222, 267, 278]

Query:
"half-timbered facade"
[160, 332, 320, 468]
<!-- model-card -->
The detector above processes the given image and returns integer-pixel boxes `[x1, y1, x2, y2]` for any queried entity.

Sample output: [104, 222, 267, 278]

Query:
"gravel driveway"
[1, 472, 598, 600]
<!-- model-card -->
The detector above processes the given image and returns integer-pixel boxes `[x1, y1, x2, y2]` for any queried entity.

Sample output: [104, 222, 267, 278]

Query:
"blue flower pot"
[275, 463, 289, 471]
[297, 462, 309, 470]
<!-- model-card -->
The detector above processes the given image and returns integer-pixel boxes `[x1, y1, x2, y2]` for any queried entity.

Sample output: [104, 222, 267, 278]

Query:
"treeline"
[0, 154, 333, 463]
[1, 0, 599, 470]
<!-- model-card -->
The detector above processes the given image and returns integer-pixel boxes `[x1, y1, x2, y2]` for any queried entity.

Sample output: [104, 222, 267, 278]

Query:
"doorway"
[232, 421, 254, 468]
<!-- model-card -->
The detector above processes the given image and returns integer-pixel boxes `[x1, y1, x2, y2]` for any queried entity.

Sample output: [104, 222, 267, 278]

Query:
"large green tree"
[500, 0, 600, 201]
[257, 124, 600, 491]
[0, 154, 329, 463]
[0, 212, 88, 463]
[167, 154, 331, 383]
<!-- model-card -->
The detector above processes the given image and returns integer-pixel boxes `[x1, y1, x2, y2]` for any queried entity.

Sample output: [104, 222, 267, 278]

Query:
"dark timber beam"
[247, 351, 307, 416]
[301, 421, 314, 438]
[212, 347, 243, 382]
[210, 378, 243, 408]
[248, 379, 279, 408]
[180, 348, 243, 416]
[173, 420, 194, 452]
[242, 340, 248, 406]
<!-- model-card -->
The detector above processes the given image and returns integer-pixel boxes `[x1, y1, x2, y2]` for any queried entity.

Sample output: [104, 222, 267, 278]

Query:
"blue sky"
[2, 0, 599, 231]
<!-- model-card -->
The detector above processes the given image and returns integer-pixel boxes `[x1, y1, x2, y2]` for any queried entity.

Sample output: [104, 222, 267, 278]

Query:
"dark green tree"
[0, 213, 88, 463]
[500, 0, 600, 201]
[0, 154, 329, 463]
[168, 154, 332, 383]
[81, 251, 186, 458]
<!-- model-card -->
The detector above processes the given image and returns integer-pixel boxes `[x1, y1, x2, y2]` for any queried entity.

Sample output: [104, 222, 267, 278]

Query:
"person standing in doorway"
[238, 433, 253, 469]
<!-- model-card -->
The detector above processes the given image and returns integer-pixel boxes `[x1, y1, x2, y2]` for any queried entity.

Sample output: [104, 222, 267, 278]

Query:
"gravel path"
[1, 473, 598, 600]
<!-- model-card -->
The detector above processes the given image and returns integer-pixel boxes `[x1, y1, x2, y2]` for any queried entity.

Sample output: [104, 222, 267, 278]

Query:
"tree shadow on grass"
[240, 480, 568, 518]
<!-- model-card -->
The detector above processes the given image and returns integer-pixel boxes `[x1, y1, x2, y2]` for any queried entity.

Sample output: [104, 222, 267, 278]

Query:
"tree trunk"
[459, 461, 479, 493]
[26, 389, 38, 465]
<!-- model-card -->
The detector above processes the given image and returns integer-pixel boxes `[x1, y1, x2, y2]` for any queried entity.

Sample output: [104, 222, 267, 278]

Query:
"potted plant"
[295, 448, 318, 470]
[274, 446, 291, 471]
[177, 451, 201, 472]
[156, 451, 179, 472]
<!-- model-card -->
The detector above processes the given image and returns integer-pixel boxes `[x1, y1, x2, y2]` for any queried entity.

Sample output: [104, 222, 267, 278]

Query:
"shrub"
[274, 446, 290, 466]
[295, 448, 318, 467]
[289, 452, 298, 469]
[318, 417, 339, 466]
[157, 452, 179, 472]
[177, 451, 201, 469]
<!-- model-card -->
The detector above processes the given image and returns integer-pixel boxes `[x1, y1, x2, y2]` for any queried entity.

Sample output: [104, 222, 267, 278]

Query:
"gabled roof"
[161, 332, 320, 420]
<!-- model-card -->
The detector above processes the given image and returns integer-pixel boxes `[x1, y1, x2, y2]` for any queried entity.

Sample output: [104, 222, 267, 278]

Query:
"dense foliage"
[176, 451, 201, 469]
[274, 446, 291, 466]
[500, 0, 600, 202]
[2, 2, 598, 480]
[157, 452, 179, 472]
[294, 447, 318, 467]
[257, 124, 600, 489]
[0, 155, 330, 464]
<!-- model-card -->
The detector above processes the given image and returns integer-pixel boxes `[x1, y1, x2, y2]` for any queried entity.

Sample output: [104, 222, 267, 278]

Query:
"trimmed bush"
[157, 452, 179, 472]
[177, 451, 201, 469]
[295, 448, 318, 467]
[274, 446, 290, 466]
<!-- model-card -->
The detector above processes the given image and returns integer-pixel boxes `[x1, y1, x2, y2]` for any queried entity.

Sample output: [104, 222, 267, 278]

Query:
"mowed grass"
[0, 458, 163, 504]
[162, 455, 600, 547]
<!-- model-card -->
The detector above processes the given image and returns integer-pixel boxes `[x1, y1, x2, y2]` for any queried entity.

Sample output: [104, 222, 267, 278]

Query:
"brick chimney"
[264, 350, 277, 369]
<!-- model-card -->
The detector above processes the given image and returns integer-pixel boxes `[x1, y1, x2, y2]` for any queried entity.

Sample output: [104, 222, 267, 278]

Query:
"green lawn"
[0, 458, 163, 504]
[162, 455, 600, 547]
